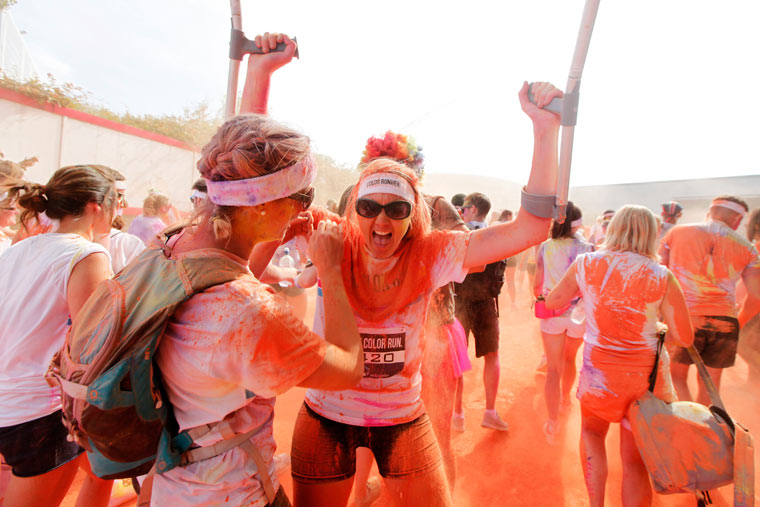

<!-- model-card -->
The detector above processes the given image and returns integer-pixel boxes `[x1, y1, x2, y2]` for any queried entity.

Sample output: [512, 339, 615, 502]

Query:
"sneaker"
[451, 412, 465, 432]
[543, 419, 559, 446]
[481, 411, 509, 431]
[355, 476, 382, 507]
[535, 355, 547, 374]
[273, 453, 291, 477]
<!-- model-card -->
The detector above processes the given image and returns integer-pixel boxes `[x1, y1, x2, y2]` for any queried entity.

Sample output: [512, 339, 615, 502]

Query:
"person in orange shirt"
[546, 205, 693, 507]
[659, 196, 760, 405]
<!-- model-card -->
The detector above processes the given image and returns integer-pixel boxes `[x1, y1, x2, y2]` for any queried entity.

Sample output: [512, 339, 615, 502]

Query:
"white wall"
[0, 95, 200, 210]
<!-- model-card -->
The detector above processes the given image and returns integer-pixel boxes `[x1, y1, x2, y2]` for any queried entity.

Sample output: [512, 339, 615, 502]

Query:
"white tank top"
[0, 233, 109, 426]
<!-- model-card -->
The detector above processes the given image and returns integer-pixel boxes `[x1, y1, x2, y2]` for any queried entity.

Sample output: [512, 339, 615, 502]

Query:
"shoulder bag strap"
[685, 345, 726, 412]
[732, 422, 754, 507]
[646, 330, 666, 392]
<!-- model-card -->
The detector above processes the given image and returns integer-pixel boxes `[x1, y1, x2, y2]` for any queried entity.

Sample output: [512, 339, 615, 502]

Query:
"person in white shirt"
[0, 164, 117, 507]
[96, 174, 145, 274]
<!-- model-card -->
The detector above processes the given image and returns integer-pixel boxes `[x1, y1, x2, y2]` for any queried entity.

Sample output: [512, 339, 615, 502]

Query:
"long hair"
[550, 201, 581, 239]
[601, 205, 658, 259]
[344, 158, 430, 242]
[1, 164, 116, 231]
[196, 114, 311, 240]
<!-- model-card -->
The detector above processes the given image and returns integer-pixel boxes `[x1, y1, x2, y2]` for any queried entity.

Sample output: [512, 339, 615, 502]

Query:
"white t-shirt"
[537, 236, 594, 307]
[153, 250, 326, 507]
[0, 235, 11, 256]
[0, 233, 109, 427]
[305, 231, 470, 427]
[96, 228, 146, 274]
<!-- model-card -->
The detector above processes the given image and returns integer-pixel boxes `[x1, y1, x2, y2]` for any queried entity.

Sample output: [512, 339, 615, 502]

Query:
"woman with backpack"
[533, 201, 593, 443]
[148, 34, 364, 507]
[544, 205, 694, 507]
[0, 165, 117, 507]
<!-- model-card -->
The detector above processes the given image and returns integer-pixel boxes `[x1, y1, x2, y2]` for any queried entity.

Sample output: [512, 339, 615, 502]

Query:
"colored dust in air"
[57, 252, 760, 507]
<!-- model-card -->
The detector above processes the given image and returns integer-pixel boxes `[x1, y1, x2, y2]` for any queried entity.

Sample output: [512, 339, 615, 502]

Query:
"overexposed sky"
[9, 0, 760, 186]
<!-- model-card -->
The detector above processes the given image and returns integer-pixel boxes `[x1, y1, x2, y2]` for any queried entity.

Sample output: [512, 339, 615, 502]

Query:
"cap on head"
[661, 201, 683, 216]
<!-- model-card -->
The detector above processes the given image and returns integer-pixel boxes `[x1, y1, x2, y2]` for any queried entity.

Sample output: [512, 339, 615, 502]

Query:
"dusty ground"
[60, 283, 760, 506]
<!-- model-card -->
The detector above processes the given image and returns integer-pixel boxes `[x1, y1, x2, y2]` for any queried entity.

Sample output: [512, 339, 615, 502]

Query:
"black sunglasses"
[287, 187, 315, 210]
[355, 198, 412, 220]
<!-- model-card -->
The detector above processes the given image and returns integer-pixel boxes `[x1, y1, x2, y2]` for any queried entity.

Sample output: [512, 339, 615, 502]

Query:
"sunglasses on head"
[355, 198, 412, 220]
[287, 187, 315, 210]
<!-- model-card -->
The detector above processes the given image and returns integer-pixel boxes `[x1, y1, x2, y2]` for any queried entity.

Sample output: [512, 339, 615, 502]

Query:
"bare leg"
[383, 463, 452, 507]
[454, 376, 464, 415]
[353, 448, 377, 505]
[294, 477, 354, 507]
[696, 366, 723, 406]
[483, 352, 500, 411]
[669, 361, 692, 401]
[541, 330, 566, 422]
[75, 456, 113, 507]
[562, 337, 583, 402]
[504, 266, 517, 307]
[749, 364, 760, 385]
[4, 454, 81, 507]
[420, 325, 457, 489]
[580, 407, 610, 507]
[620, 425, 652, 507]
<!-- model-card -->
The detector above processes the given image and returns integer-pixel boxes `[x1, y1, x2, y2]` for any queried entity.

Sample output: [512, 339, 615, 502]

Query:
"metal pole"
[529, 0, 601, 222]
[225, 0, 243, 120]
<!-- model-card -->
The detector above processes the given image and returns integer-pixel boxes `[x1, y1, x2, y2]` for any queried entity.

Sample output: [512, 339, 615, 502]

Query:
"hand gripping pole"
[224, 0, 299, 120]
[528, 0, 601, 222]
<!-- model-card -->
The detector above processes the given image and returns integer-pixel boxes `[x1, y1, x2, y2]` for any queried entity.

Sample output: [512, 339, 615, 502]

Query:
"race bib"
[360, 327, 406, 378]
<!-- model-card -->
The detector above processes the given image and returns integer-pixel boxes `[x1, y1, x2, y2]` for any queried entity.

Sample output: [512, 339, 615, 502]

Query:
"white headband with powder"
[190, 190, 208, 201]
[357, 172, 415, 202]
[205, 153, 316, 207]
[711, 199, 746, 217]
[114, 181, 127, 192]
[571, 218, 583, 228]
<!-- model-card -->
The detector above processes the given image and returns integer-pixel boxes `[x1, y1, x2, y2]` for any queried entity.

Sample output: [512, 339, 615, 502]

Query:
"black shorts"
[0, 410, 83, 477]
[455, 298, 499, 357]
[290, 403, 441, 484]
[673, 315, 740, 368]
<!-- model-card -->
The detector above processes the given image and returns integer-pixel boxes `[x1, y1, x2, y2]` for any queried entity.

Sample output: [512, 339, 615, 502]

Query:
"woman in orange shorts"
[546, 205, 693, 507]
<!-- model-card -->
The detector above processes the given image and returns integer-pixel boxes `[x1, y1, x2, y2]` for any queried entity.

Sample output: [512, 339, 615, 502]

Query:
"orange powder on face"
[307, 194, 449, 323]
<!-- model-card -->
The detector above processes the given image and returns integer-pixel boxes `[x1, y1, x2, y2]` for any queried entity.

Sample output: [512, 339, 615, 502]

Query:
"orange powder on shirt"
[662, 221, 760, 317]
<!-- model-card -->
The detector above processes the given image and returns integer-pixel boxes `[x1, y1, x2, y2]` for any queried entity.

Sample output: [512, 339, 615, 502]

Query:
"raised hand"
[518, 81, 562, 128]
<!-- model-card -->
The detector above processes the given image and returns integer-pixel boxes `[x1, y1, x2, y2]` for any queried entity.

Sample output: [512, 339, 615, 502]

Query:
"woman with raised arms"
[245, 34, 563, 506]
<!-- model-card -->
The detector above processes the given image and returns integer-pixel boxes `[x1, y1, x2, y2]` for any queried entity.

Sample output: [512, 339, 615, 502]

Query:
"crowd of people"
[1, 32, 759, 507]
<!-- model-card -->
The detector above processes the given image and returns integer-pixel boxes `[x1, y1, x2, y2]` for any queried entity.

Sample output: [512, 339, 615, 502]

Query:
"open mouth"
[372, 230, 392, 248]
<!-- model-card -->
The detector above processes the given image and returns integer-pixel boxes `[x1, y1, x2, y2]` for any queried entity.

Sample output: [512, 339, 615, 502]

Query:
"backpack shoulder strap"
[179, 414, 277, 503]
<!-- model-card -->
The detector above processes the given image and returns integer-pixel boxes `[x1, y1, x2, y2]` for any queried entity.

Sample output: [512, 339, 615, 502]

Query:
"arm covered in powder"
[738, 266, 760, 327]
[659, 272, 694, 348]
[298, 220, 363, 389]
[545, 260, 579, 310]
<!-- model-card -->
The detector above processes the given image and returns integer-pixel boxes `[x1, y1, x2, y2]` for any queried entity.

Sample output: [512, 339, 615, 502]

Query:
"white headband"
[571, 218, 583, 228]
[357, 172, 415, 202]
[190, 190, 208, 201]
[114, 181, 127, 192]
[711, 199, 746, 217]
[205, 153, 316, 207]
